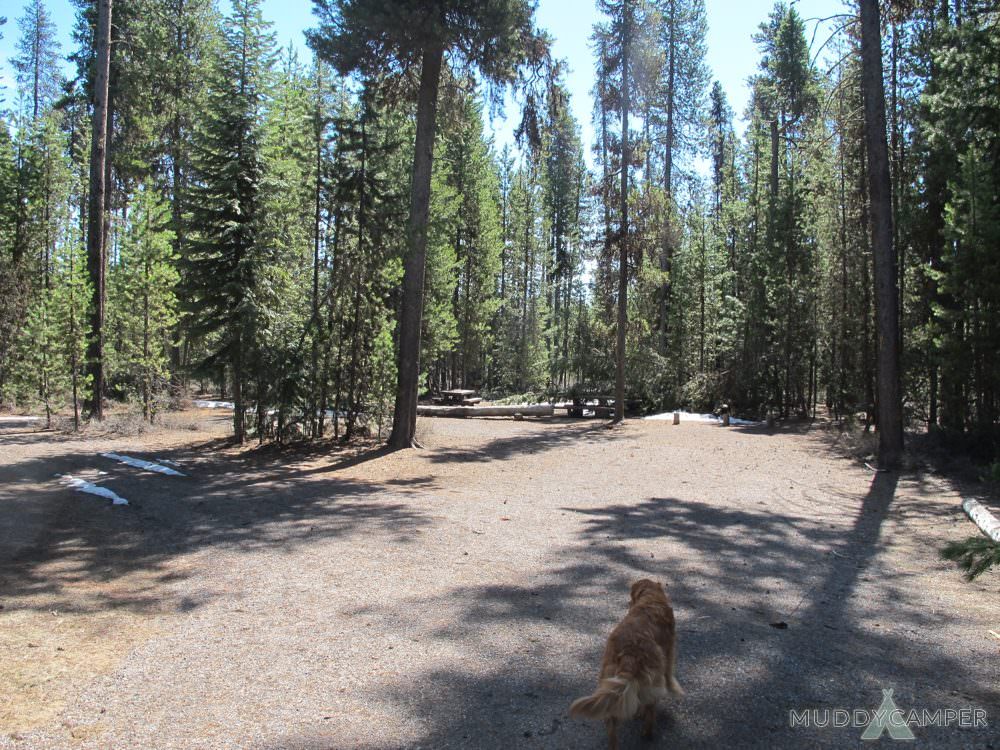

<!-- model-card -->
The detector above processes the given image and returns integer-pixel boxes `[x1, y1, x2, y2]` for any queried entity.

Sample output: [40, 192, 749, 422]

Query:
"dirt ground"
[0, 411, 997, 749]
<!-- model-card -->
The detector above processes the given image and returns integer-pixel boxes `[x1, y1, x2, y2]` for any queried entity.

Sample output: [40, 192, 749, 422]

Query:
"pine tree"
[109, 181, 178, 421]
[144, 0, 218, 387]
[309, 0, 547, 449]
[860, 0, 903, 466]
[184, 0, 276, 443]
[11, 237, 91, 428]
[0, 121, 23, 402]
[12, 285, 62, 425]
[56, 239, 92, 430]
[326, 84, 406, 440]
[651, 0, 709, 353]
[747, 3, 820, 418]
[595, 0, 659, 421]
[430, 90, 503, 391]
[253, 47, 316, 438]
[84, 0, 112, 421]
[541, 77, 586, 391]
[11, 0, 63, 124]
[923, 8, 1000, 448]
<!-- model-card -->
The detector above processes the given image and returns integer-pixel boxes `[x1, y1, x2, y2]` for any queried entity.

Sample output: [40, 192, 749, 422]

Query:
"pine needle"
[941, 536, 1000, 581]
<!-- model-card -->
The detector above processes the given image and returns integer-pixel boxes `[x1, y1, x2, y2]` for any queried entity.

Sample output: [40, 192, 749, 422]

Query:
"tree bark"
[859, 0, 903, 467]
[659, 0, 676, 352]
[614, 0, 631, 424]
[85, 0, 113, 421]
[310, 63, 324, 437]
[387, 40, 444, 450]
[769, 118, 779, 200]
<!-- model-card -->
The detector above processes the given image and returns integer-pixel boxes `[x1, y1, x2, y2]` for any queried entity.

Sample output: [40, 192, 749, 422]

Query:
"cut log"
[417, 404, 553, 418]
[962, 499, 1000, 544]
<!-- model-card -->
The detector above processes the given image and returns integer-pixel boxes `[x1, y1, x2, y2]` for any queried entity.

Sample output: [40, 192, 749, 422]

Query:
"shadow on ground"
[4, 419, 996, 748]
[0, 432, 432, 615]
[423, 420, 622, 464]
[276, 471, 997, 749]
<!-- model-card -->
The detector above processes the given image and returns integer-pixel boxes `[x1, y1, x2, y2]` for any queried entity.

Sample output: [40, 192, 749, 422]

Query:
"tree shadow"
[270, 472, 995, 749]
[424, 421, 619, 465]
[0, 436, 434, 616]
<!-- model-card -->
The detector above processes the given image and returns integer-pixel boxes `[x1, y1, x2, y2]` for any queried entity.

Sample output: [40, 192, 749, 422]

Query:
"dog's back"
[570, 580, 682, 728]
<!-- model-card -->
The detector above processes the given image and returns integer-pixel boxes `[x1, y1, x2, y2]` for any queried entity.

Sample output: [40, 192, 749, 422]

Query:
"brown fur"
[569, 579, 683, 750]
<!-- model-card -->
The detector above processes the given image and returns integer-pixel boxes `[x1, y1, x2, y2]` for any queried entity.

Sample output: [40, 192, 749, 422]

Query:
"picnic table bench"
[559, 393, 616, 418]
[434, 389, 483, 406]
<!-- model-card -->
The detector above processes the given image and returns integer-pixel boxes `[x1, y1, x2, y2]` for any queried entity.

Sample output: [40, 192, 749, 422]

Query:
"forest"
[0, 0, 997, 463]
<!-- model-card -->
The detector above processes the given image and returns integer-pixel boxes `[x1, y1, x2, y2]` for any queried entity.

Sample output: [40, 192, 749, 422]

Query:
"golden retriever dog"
[569, 579, 683, 749]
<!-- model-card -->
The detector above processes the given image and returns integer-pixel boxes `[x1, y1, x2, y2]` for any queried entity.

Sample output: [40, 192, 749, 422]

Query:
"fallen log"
[416, 403, 553, 418]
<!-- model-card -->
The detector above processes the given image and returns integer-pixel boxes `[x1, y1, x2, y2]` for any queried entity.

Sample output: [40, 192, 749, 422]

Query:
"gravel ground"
[1, 414, 998, 749]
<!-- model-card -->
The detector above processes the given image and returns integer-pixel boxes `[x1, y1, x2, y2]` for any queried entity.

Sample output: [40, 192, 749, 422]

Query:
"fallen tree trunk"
[416, 403, 553, 418]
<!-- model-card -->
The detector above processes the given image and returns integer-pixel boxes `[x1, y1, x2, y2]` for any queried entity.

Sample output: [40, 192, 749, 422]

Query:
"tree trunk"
[614, 0, 631, 424]
[659, 0, 676, 353]
[232, 337, 245, 443]
[860, 0, 903, 467]
[310, 65, 323, 438]
[769, 118, 779, 200]
[387, 40, 444, 450]
[85, 0, 113, 421]
[142, 268, 151, 422]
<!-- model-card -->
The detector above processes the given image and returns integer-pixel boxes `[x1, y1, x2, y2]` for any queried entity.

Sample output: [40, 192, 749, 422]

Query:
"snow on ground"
[0, 416, 41, 423]
[101, 452, 187, 477]
[192, 400, 234, 409]
[59, 475, 129, 505]
[645, 410, 760, 426]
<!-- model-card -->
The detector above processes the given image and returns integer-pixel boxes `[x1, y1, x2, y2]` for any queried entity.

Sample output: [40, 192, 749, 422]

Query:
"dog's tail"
[569, 675, 641, 721]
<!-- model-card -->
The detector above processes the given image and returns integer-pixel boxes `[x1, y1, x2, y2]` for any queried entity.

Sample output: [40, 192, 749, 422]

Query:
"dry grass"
[0, 609, 158, 735]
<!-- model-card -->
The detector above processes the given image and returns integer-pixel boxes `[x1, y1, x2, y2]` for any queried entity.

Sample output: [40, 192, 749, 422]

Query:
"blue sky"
[0, 0, 847, 155]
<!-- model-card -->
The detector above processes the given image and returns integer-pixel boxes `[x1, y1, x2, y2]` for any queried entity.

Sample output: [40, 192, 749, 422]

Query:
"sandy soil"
[0, 412, 997, 749]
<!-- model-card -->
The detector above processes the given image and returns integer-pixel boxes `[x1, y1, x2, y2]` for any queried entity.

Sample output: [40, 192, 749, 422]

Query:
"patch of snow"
[192, 399, 234, 409]
[0, 416, 41, 423]
[60, 475, 129, 505]
[644, 410, 760, 426]
[646, 411, 715, 423]
[101, 452, 186, 476]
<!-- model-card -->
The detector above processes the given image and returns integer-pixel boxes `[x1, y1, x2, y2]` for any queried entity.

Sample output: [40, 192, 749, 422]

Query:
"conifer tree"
[860, 0, 903, 465]
[430, 90, 503, 391]
[184, 0, 275, 443]
[84, 0, 112, 421]
[309, 0, 547, 449]
[595, 0, 659, 421]
[109, 181, 178, 422]
[11, 0, 63, 124]
[58, 239, 92, 430]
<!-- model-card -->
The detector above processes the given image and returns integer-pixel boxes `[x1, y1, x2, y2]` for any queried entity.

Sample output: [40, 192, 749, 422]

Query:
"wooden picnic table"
[561, 393, 616, 418]
[437, 389, 482, 406]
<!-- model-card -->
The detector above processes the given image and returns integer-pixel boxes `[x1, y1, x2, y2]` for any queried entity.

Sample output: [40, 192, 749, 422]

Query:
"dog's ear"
[630, 578, 656, 602]
[629, 579, 643, 603]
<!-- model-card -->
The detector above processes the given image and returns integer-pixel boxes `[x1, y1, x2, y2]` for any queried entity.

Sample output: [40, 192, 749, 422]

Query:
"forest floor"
[0, 410, 997, 749]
